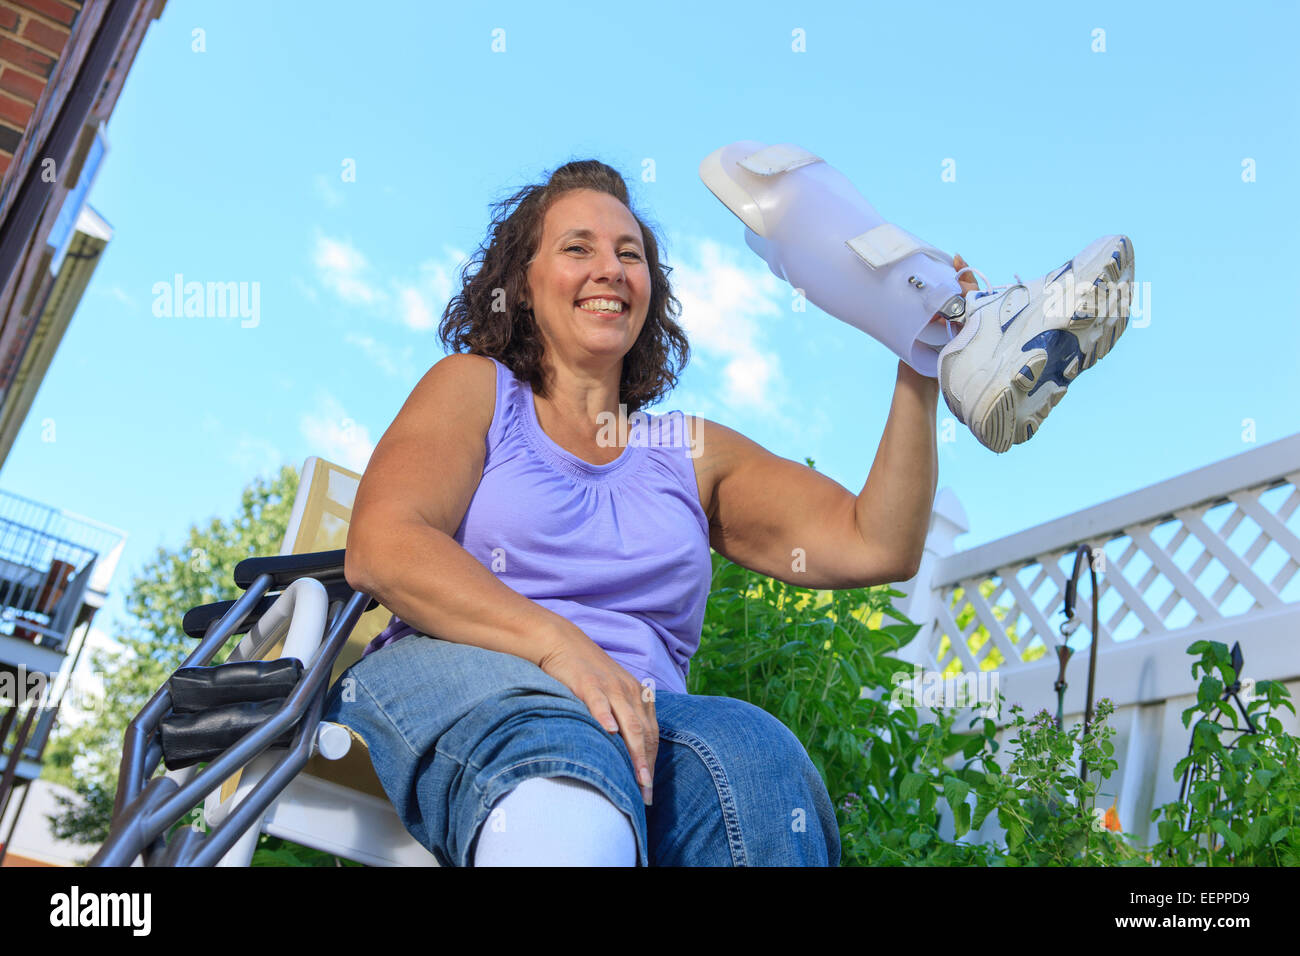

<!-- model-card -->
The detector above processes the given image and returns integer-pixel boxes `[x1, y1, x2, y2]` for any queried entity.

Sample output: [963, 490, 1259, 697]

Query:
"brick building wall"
[0, 0, 164, 404]
[0, 0, 90, 200]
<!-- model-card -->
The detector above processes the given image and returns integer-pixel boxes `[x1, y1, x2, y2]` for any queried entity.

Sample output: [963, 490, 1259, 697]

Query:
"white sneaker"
[938, 235, 1135, 453]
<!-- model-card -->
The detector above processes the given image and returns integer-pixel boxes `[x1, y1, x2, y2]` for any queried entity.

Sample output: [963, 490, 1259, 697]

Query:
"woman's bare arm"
[343, 353, 572, 665]
[694, 366, 937, 591]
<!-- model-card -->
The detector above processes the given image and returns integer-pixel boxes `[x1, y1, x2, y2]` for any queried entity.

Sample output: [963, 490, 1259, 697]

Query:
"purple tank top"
[359, 355, 712, 695]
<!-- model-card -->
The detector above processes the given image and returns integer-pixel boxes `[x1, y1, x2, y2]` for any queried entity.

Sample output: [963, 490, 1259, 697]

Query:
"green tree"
[40, 465, 350, 865]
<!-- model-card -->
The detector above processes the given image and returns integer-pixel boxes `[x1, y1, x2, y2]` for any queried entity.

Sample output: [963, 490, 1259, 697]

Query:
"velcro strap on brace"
[846, 222, 952, 270]
[737, 143, 824, 176]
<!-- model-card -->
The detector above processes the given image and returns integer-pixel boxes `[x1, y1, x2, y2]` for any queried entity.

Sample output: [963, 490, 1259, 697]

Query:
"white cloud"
[393, 247, 471, 333]
[396, 284, 434, 331]
[667, 236, 793, 422]
[300, 391, 374, 472]
[722, 351, 776, 408]
[313, 234, 382, 306]
[310, 234, 470, 340]
[419, 249, 469, 316]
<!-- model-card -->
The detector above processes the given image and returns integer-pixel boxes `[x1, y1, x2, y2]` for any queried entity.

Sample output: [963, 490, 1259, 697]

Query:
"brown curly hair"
[438, 159, 690, 413]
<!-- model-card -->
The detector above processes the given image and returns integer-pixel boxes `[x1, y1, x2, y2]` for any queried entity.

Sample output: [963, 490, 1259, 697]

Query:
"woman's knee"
[438, 701, 649, 865]
[661, 694, 840, 865]
[471, 775, 638, 867]
[689, 695, 815, 769]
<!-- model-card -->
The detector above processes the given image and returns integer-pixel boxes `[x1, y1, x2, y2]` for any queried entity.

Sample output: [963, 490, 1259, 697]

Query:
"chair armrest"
[183, 577, 377, 638]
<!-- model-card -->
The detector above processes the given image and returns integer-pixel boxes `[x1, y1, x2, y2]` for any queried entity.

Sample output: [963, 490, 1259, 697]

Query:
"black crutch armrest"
[169, 659, 304, 713]
[233, 549, 348, 589]
[159, 700, 300, 771]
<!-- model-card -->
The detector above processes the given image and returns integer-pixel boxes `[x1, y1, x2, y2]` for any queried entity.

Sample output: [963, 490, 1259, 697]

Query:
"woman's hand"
[536, 623, 657, 805]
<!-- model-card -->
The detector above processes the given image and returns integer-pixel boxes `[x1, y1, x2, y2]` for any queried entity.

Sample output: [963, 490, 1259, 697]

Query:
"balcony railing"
[0, 489, 125, 778]
[0, 489, 122, 652]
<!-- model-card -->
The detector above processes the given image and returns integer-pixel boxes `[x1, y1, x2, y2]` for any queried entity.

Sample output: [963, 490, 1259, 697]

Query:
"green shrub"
[688, 553, 1157, 866]
[1149, 640, 1300, 865]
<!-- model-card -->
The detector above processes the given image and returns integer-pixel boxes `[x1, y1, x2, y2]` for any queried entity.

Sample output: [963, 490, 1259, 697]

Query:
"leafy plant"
[688, 552, 1142, 865]
[974, 699, 1142, 866]
[1149, 640, 1300, 865]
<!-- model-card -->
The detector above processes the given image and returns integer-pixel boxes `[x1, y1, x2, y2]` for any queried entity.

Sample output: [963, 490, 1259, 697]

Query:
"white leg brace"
[471, 775, 638, 867]
[700, 141, 967, 377]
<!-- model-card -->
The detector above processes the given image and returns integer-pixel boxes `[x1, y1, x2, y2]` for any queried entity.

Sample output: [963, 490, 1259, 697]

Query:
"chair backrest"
[240, 457, 392, 684]
[279, 456, 393, 686]
[219, 456, 394, 803]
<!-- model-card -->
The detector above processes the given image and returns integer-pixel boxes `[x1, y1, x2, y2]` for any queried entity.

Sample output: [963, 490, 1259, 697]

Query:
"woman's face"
[524, 188, 650, 372]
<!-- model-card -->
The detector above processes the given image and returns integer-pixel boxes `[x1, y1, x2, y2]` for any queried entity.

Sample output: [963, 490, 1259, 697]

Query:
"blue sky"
[4, 0, 1298, 644]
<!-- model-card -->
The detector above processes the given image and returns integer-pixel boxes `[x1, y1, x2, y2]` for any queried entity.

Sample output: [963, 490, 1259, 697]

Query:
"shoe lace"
[954, 265, 1023, 295]
[940, 265, 1025, 336]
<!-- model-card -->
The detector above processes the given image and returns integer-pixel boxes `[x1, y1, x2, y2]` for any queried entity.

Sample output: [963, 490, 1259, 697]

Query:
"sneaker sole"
[941, 235, 1135, 453]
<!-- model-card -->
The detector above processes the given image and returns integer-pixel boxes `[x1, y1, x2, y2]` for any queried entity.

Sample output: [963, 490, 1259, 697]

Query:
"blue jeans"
[321, 634, 841, 866]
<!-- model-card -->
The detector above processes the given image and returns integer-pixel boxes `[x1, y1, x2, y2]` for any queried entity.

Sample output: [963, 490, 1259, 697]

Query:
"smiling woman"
[331, 155, 847, 867]
[439, 161, 690, 414]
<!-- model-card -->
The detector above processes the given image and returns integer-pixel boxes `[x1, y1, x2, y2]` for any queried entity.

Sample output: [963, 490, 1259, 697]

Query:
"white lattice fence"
[932, 471, 1300, 676]
[892, 433, 1300, 847]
